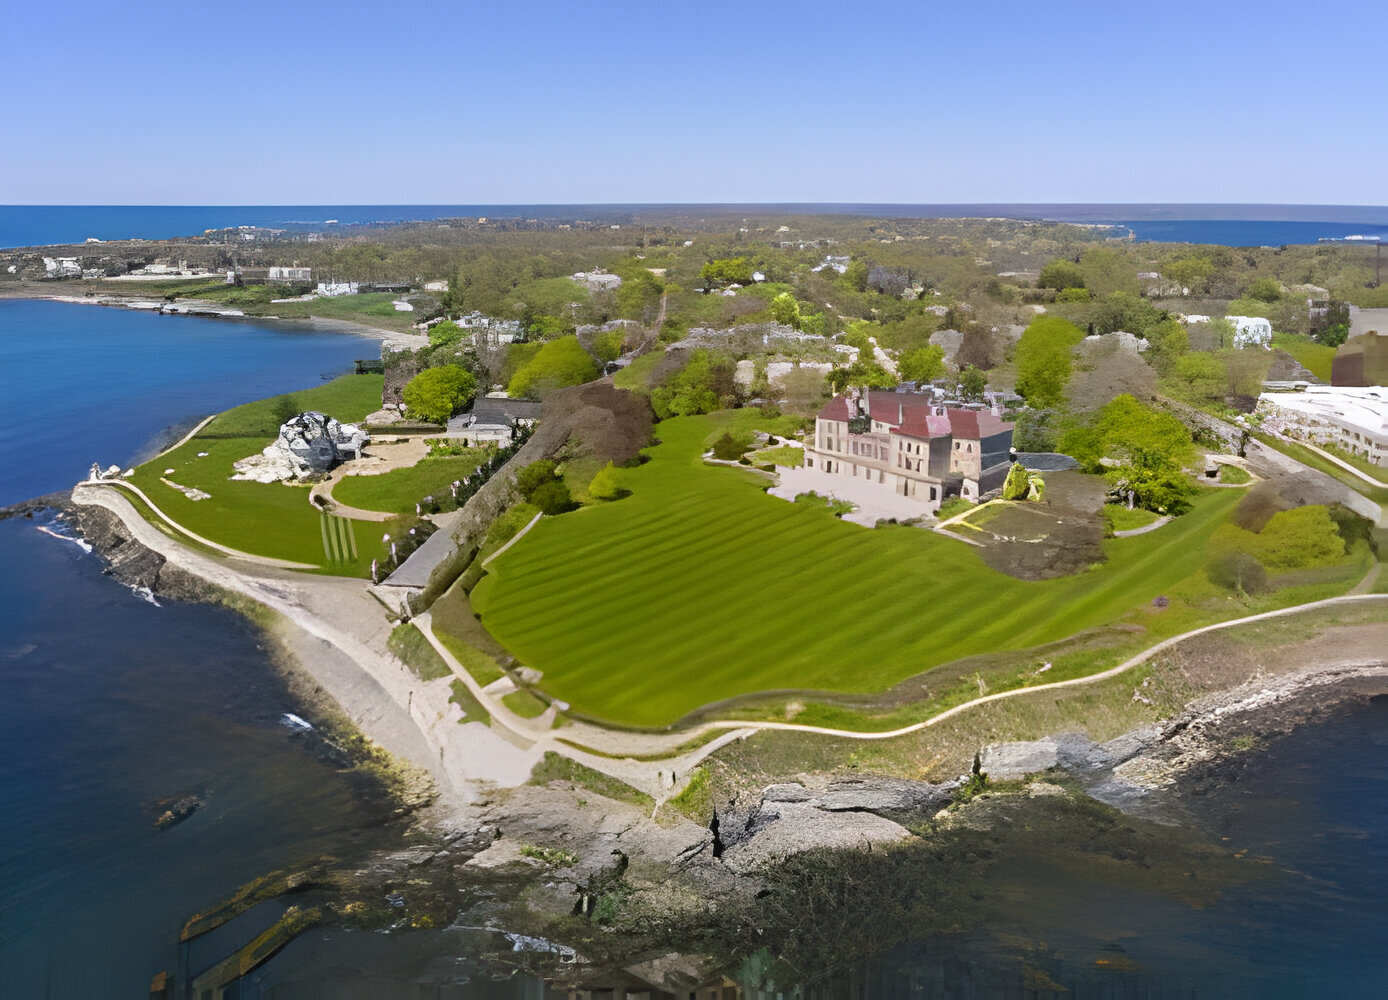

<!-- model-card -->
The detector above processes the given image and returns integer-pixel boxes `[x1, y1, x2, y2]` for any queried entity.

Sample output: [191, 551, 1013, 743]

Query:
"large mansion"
[801, 390, 1014, 513]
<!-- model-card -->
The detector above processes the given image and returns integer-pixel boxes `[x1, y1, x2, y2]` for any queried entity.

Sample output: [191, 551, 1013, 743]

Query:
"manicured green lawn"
[1103, 503, 1161, 532]
[126, 375, 387, 575]
[471, 410, 1245, 727]
[333, 453, 486, 513]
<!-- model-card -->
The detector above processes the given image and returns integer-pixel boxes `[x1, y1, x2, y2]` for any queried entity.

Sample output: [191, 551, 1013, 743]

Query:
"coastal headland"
[11, 209, 1388, 991]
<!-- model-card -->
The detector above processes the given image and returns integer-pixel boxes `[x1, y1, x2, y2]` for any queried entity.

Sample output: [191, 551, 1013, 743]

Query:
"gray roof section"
[1014, 452, 1079, 472]
[447, 397, 542, 433]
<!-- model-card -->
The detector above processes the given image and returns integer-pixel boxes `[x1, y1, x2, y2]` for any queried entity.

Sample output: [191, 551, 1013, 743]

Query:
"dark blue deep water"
[4, 204, 1387, 249]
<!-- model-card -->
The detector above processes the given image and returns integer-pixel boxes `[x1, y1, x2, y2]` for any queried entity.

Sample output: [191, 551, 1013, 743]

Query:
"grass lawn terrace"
[125, 375, 386, 575]
[471, 411, 1246, 728]
[333, 452, 487, 514]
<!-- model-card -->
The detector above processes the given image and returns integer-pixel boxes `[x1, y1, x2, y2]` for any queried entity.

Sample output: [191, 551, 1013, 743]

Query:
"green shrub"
[711, 431, 750, 461]
[529, 479, 573, 515]
[402, 365, 476, 423]
[1207, 550, 1268, 594]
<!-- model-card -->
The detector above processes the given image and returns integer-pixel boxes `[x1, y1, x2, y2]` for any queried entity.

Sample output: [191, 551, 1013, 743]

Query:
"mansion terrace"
[797, 389, 1014, 515]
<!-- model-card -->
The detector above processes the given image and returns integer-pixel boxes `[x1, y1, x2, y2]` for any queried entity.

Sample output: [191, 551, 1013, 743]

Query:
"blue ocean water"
[4, 203, 1387, 248]
[0, 301, 395, 995]
[0, 299, 375, 506]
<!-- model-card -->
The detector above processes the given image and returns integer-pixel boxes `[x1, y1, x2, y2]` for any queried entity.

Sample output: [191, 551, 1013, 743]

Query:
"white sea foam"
[35, 524, 93, 553]
[131, 586, 161, 607]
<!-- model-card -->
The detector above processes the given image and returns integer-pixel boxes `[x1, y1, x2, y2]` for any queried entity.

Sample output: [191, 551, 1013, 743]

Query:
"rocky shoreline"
[32, 490, 1388, 988]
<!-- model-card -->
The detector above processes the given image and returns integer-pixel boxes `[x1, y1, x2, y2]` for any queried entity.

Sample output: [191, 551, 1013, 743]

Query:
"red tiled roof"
[898, 412, 952, 439]
[818, 397, 851, 420]
[866, 390, 934, 427]
[946, 407, 1013, 439]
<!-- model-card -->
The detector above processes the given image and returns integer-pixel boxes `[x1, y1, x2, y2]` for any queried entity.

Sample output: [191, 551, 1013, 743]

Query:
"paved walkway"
[1113, 514, 1171, 537]
[1274, 433, 1388, 489]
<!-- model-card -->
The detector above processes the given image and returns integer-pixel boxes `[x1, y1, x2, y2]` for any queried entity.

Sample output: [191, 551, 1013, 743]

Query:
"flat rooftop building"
[1256, 385, 1388, 468]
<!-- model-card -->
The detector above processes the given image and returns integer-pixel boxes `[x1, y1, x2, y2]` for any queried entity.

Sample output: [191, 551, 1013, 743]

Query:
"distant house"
[423, 279, 450, 293]
[796, 389, 1015, 514]
[315, 281, 359, 297]
[268, 266, 312, 283]
[43, 256, 82, 278]
[446, 395, 541, 446]
[458, 311, 522, 346]
[1228, 315, 1273, 349]
[572, 269, 622, 291]
[811, 255, 851, 275]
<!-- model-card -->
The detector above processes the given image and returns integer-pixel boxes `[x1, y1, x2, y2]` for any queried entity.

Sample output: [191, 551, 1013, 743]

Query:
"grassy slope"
[125, 375, 385, 574]
[472, 410, 1245, 727]
[1271, 332, 1335, 382]
[332, 452, 486, 514]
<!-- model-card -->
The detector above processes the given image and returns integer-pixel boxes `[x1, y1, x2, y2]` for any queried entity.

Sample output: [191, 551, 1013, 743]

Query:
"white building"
[423, 279, 450, 293]
[43, 256, 82, 278]
[315, 281, 359, 297]
[268, 266, 312, 283]
[1256, 385, 1388, 467]
[572, 269, 622, 291]
[1228, 315, 1273, 349]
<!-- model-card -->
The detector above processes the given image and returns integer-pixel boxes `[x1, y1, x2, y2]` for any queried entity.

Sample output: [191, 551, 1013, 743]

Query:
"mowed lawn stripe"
[473, 412, 1240, 726]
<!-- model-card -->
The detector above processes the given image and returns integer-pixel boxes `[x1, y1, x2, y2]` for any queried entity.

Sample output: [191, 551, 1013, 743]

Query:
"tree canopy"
[1014, 316, 1084, 408]
[899, 344, 945, 383]
[428, 319, 465, 348]
[1037, 258, 1085, 291]
[402, 364, 476, 423]
[700, 257, 754, 287]
[507, 336, 599, 398]
[650, 350, 735, 419]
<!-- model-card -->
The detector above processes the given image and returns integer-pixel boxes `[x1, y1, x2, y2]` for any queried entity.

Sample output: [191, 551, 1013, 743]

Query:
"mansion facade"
[802, 390, 1014, 513]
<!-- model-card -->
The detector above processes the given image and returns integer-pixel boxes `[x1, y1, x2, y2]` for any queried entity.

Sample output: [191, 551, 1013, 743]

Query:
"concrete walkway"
[1113, 514, 1171, 537]
[1274, 433, 1388, 490]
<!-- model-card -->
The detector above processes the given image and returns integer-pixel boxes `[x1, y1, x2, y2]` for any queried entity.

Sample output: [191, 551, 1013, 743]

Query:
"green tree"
[1172, 352, 1225, 402]
[700, 257, 754, 287]
[527, 314, 569, 339]
[1144, 318, 1189, 372]
[515, 459, 558, 500]
[401, 365, 476, 423]
[1014, 316, 1084, 408]
[957, 365, 988, 402]
[1037, 258, 1085, 291]
[1080, 246, 1140, 296]
[529, 479, 573, 515]
[1245, 277, 1283, 303]
[428, 320, 465, 348]
[827, 360, 896, 393]
[841, 259, 869, 292]
[1091, 291, 1163, 336]
[507, 336, 599, 398]
[770, 291, 802, 329]
[650, 350, 734, 419]
[899, 344, 945, 383]
[1162, 256, 1214, 295]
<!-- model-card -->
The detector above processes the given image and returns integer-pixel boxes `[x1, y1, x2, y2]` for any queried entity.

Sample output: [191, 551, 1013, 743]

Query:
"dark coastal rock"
[69, 503, 211, 601]
[154, 793, 203, 830]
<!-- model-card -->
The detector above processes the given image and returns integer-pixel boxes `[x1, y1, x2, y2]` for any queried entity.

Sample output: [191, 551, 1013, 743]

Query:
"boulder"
[981, 739, 1059, 779]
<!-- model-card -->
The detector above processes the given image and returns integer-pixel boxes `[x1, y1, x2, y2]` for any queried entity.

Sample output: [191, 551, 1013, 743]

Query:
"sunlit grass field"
[125, 375, 385, 574]
[472, 411, 1246, 727]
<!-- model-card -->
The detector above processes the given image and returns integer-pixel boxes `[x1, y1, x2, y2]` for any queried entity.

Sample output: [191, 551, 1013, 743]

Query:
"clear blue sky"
[5, 0, 1385, 204]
